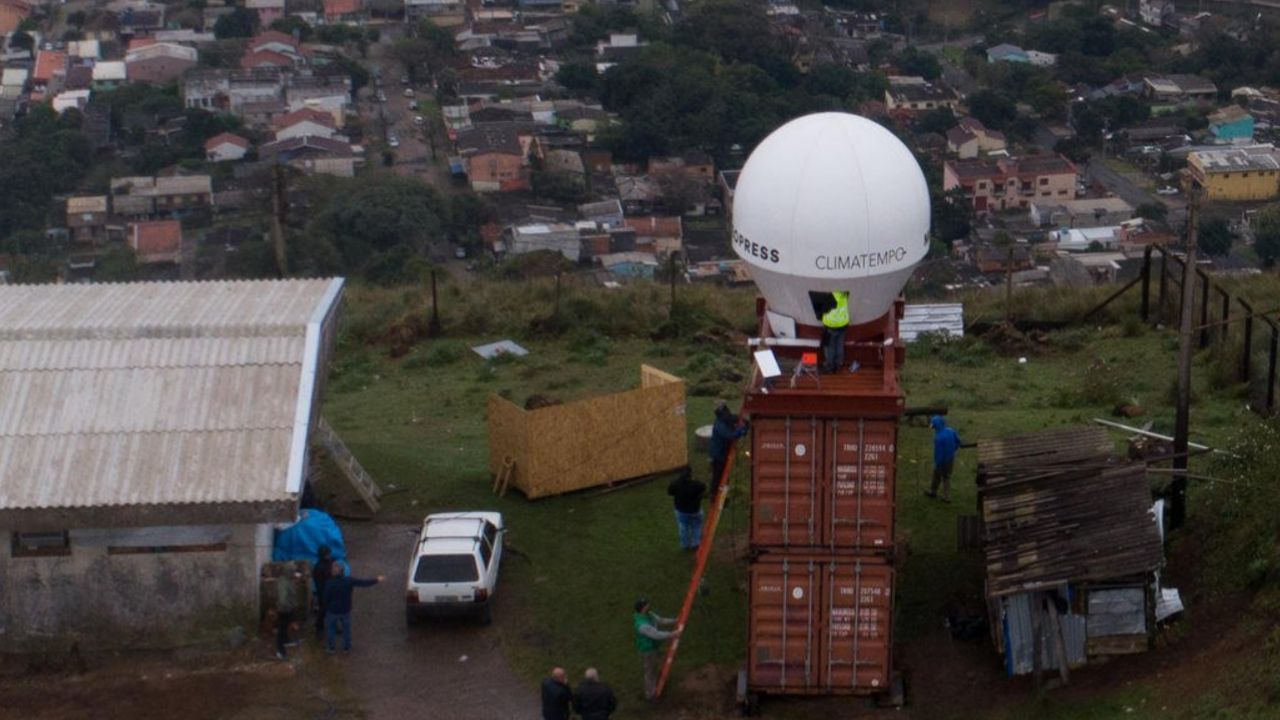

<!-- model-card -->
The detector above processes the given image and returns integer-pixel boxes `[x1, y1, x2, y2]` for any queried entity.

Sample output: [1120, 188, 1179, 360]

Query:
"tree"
[304, 175, 449, 282]
[8, 30, 33, 52]
[1136, 203, 1168, 223]
[556, 62, 599, 95]
[932, 187, 974, 245]
[270, 16, 313, 42]
[213, 7, 258, 39]
[1253, 207, 1280, 268]
[967, 90, 1017, 131]
[1198, 217, 1234, 257]
[893, 46, 942, 81]
[915, 107, 957, 136]
[1053, 137, 1091, 164]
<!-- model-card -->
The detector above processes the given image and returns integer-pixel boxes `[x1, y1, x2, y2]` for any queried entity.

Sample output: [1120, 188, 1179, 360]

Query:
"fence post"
[1269, 323, 1279, 414]
[1218, 288, 1230, 345]
[1157, 247, 1168, 323]
[1241, 298, 1254, 383]
[1198, 271, 1210, 349]
[1141, 245, 1152, 322]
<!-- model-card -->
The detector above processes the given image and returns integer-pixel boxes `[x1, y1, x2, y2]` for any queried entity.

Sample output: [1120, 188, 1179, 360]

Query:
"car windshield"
[414, 554, 478, 583]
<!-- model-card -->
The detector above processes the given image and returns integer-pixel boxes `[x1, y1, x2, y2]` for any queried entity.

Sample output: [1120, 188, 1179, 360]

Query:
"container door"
[751, 417, 822, 548]
[821, 559, 893, 692]
[825, 419, 896, 550]
[748, 558, 821, 691]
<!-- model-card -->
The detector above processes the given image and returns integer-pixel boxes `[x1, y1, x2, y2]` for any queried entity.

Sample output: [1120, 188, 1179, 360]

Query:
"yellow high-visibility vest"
[822, 291, 849, 329]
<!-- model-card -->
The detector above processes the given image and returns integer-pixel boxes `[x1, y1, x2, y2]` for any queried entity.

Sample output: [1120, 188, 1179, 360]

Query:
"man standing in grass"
[540, 666, 572, 720]
[574, 667, 618, 719]
[634, 598, 680, 701]
[926, 415, 962, 502]
[667, 467, 706, 551]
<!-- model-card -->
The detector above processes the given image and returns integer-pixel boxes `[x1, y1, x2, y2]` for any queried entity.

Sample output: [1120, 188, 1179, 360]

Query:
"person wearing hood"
[667, 467, 706, 551]
[708, 401, 749, 495]
[927, 415, 962, 502]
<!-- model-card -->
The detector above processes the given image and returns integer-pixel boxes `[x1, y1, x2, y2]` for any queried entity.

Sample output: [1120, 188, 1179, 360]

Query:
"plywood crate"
[486, 365, 688, 499]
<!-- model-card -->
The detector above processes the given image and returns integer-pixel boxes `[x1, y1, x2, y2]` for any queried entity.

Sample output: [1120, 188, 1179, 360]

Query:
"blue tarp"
[272, 509, 348, 565]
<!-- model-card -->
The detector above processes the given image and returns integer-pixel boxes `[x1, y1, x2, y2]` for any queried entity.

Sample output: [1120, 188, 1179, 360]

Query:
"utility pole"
[271, 163, 288, 278]
[1171, 184, 1200, 530]
[428, 269, 441, 336]
[669, 252, 679, 322]
[1005, 245, 1014, 323]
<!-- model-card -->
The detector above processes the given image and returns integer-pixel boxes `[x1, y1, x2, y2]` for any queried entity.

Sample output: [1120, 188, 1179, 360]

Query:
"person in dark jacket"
[926, 415, 963, 502]
[312, 545, 336, 638]
[574, 667, 618, 720]
[708, 402, 749, 495]
[322, 564, 384, 653]
[540, 666, 572, 720]
[667, 467, 706, 551]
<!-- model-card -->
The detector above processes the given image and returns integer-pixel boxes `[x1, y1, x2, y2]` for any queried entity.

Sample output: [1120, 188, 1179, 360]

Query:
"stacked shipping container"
[742, 304, 904, 700]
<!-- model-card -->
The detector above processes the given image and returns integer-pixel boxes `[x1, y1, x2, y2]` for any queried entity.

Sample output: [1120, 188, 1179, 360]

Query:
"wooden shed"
[486, 365, 687, 499]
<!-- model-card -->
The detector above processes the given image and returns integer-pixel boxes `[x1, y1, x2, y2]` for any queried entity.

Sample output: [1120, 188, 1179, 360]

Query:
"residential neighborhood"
[4, 0, 1280, 718]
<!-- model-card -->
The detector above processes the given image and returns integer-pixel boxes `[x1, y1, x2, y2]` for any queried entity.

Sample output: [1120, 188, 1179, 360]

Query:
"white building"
[0, 280, 343, 648]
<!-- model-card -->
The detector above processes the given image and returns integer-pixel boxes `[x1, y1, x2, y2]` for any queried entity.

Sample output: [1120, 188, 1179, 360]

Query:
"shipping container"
[750, 416, 896, 551]
[747, 555, 893, 695]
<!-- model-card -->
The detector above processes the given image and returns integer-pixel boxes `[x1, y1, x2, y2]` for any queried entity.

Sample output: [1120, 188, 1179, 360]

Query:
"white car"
[1156, 186, 1179, 196]
[405, 512, 504, 625]
[403, 88, 415, 98]
[414, 115, 425, 125]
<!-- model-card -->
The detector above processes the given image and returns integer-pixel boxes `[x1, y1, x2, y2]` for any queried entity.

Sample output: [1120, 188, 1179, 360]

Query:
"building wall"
[946, 165, 1075, 212]
[127, 56, 197, 85]
[0, 523, 273, 648]
[1211, 118, 1254, 142]
[1191, 165, 1280, 201]
[208, 144, 248, 162]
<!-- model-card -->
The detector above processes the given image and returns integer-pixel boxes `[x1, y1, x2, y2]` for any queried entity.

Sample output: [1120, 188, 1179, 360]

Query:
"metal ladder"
[314, 416, 382, 513]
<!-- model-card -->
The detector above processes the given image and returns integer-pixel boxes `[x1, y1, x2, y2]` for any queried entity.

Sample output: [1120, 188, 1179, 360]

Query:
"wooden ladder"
[314, 416, 382, 513]
[492, 456, 515, 498]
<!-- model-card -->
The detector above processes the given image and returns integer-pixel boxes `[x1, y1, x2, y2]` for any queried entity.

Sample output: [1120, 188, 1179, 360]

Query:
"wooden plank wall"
[486, 365, 688, 499]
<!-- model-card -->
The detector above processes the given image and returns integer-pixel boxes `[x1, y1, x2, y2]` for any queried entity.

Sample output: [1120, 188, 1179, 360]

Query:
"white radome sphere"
[732, 112, 931, 327]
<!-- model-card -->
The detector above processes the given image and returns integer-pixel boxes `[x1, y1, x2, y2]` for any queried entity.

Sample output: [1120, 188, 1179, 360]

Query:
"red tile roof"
[33, 50, 67, 83]
[324, 0, 360, 17]
[272, 107, 335, 130]
[129, 220, 182, 263]
[127, 37, 157, 51]
[623, 215, 682, 239]
[240, 49, 295, 69]
[250, 30, 300, 51]
[204, 132, 251, 151]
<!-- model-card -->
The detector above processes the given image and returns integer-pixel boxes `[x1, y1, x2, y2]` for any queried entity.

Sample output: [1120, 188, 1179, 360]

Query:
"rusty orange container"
[747, 555, 894, 695]
[750, 416, 896, 552]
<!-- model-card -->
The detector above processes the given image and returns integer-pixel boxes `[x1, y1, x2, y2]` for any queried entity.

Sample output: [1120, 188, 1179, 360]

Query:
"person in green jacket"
[633, 598, 680, 701]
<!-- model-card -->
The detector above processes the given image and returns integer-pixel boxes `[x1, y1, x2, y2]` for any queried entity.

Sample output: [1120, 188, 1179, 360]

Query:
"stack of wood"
[977, 427, 1164, 597]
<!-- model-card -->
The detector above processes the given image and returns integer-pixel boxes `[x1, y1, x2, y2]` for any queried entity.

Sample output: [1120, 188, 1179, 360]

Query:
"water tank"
[732, 112, 931, 328]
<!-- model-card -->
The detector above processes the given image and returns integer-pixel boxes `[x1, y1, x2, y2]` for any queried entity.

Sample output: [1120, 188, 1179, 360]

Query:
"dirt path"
[341, 522, 533, 719]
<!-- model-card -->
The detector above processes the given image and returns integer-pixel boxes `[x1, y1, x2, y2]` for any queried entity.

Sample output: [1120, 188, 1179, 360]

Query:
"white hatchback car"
[405, 512, 504, 625]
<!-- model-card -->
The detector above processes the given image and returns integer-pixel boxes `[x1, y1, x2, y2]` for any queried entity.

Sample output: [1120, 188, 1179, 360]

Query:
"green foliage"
[1136, 202, 1168, 223]
[1198, 421, 1280, 595]
[213, 7, 258, 39]
[893, 46, 942, 80]
[914, 106, 957, 136]
[966, 89, 1017, 131]
[555, 62, 598, 96]
[270, 16, 313, 42]
[0, 106, 92, 240]
[1199, 217, 1235, 257]
[301, 175, 449, 283]
[1253, 207, 1280, 269]
[1054, 136, 1091, 164]
[932, 187, 973, 245]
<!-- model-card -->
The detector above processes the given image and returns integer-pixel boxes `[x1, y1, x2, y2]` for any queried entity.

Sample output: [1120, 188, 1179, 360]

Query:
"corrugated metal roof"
[0, 280, 333, 339]
[0, 280, 341, 515]
[900, 303, 964, 342]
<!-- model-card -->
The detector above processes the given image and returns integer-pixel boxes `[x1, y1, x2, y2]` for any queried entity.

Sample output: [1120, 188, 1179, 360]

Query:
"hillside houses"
[885, 76, 962, 114]
[947, 117, 1007, 159]
[944, 155, 1079, 212]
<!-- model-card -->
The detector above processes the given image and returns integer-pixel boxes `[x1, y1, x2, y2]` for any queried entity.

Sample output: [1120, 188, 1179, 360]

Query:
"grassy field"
[319, 277, 1279, 719]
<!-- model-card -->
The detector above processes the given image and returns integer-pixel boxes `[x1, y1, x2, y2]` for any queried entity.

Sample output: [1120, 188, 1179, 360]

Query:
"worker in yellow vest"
[821, 290, 849, 373]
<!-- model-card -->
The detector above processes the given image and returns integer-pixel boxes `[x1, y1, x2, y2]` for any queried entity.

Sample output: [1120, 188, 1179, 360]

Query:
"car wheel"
[479, 605, 492, 625]
[406, 608, 420, 627]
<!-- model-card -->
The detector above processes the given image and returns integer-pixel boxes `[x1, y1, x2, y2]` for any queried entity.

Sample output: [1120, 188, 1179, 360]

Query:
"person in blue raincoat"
[926, 415, 962, 502]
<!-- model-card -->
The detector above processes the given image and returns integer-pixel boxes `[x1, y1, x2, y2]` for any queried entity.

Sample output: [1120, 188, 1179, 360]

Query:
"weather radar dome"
[732, 112, 931, 327]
